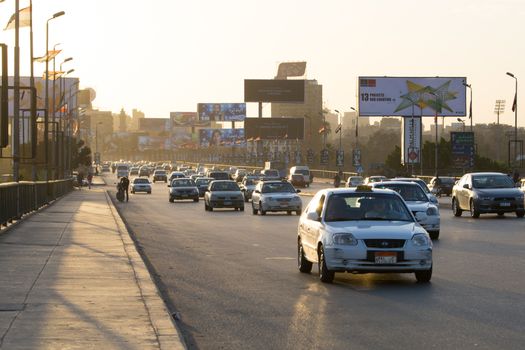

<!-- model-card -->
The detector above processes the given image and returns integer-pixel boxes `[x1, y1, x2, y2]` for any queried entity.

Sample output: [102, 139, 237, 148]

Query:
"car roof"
[466, 172, 507, 176]
[371, 181, 423, 187]
[318, 187, 400, 196]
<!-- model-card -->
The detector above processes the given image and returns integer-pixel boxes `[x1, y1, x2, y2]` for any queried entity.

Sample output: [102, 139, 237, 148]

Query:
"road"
[107, 174, 525, 349]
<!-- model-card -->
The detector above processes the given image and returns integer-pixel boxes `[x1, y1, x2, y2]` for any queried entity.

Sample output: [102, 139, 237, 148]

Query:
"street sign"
[352, 149, 361, 167]
[307, 149, 314, 164]
[401, 116, 421, 164]
[451, 132, 475, 168]
[320, 149, 329, 165]
[336, 150, 344, 167]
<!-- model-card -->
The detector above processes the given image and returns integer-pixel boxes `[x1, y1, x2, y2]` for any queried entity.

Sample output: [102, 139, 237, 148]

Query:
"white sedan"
[371, 181, 440, 239]
[130, 177, 152, 194]
[297, 186, 433, 283]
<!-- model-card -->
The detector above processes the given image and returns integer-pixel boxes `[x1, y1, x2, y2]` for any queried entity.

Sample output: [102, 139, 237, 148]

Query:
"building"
[81, 109, 113, 155]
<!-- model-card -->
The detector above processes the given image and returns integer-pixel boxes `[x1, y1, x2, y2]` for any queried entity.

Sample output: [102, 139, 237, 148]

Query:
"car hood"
[261, 192, 298, 198]
[473, 188, 522, 197]
[404, 201, 432, 212]
[210, 190, 242, 196]
[325, 221, 423, 239]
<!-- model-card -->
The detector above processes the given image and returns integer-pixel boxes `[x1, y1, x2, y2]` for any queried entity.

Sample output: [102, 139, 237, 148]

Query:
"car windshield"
[196, 179, 211, 186]
[211, 182, 240, 191]
[262, 183, 296, 193]
[440, 177, 456, 184]
[324, 193, 413, 222]
[374, 184, 428, 202]
[172, 179, 195, 187]
[264, 170, 279, 177]
[472, 175, 514, 189]
[134, 178, 149, 184]
[295, 169, 309, 175]
[155, 170, 166, 174]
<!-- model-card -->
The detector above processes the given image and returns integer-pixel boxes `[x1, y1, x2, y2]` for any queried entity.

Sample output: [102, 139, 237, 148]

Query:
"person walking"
[119, 176, 130, 202]
[87, 173, 93, 189]
[333, 171, 342, 188]
[77, 172, 84, 190]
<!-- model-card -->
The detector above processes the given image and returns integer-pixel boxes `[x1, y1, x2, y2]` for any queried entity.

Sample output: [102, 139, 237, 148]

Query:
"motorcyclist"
[119, 176, 130, 202]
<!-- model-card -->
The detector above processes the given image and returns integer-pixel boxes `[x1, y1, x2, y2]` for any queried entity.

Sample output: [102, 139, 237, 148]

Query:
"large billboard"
[244, 118, 304, 140]
[199, 128, 245, 148]
[197, 103, 246, 121]
[358, 77, 467, 117]
[169, 112, 198, 127]
[137, 136, 170, 151]
[244, 79, 305, 103]
[401, 117, 422, 165]
[138, 118, 169, 132]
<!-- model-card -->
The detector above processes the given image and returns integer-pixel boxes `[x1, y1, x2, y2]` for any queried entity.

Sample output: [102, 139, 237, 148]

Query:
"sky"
[1, 0, 524, 128]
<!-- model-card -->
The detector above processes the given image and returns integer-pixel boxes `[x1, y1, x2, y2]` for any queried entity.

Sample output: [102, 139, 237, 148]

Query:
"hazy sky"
[1, 0, 524, 127]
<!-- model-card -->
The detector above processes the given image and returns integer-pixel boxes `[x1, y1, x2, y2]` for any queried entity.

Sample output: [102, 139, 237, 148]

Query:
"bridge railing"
[0, 179, 73, 228]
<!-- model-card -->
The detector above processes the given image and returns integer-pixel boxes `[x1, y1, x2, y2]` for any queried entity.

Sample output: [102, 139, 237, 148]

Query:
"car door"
[457, 175, 470, 209]
[301, 193, 326, 261]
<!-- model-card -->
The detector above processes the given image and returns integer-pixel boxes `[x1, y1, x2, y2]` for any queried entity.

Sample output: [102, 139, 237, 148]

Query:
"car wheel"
[287, 211, 292, 215]
[429, 231, 439, 240]
[169, 197, 174, 203]
[296, 210, 302, 216]
[193, 198, 199, 202]
[148, 191, 151, 194]
[516, 210, 525, 218]
[240, 206, 244, 212]
[415, 266, 432, 283]
[298, 240, 312, 273]
[318, 245, 334, 283]
[497, 212, 505, 217]
[452, 198, 462, 217]
[470, 200, 480, 218]
[252, 204, 258, 215]
[260, 208, 266, 216]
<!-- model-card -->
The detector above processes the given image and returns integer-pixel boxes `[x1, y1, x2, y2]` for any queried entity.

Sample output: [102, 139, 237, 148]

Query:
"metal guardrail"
[0, 179, 73, 228]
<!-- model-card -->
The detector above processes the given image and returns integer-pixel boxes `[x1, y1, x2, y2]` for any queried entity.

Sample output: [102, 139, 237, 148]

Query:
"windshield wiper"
[326, 218, 357, 222]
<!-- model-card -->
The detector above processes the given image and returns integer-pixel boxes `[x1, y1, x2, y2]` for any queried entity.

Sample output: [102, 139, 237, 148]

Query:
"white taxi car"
[370, 181, 440, 239]
[297, 186, 433, 283]
[130, 177, 152, 194]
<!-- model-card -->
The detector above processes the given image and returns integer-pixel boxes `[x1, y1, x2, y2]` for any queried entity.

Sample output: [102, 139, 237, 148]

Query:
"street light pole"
[44, 11, 65, 181]
[335, 109, 343, 171]
[457, 118, 466, 132]
[506, 72, 518, 169]
[463, 83, 473, 132]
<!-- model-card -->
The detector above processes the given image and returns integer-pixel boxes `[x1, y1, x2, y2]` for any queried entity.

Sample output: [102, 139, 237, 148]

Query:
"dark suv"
[208, 171, 230, 181]
[152, 170, 167, 183]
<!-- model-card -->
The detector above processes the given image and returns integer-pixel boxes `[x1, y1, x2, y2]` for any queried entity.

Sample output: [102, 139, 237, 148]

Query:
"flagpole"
[29, 0, 36, 181]
[13, 0, 20, 183]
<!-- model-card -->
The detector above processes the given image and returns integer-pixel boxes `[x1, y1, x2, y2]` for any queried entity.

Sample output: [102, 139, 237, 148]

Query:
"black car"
[152, 170, 167, 183]
[429, 176, 456, 196]
[195, 177, 213, 197]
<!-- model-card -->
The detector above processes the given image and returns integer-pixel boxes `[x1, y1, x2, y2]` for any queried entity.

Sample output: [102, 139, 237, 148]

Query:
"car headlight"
[412, 233, 430, 247]
[292, 196, 301, 201]
[516, 195, 524, 201]
[332, 233, 358, 246]
[426, 207, 439, 216]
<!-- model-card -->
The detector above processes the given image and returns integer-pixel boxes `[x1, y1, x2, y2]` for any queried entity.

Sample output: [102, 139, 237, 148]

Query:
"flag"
[335, 124, 342, 133]
[4, 6, 31, 31]
[318, 126, 325, 134]
[512, 92, 517, 112]
[34, 50, 61, 63]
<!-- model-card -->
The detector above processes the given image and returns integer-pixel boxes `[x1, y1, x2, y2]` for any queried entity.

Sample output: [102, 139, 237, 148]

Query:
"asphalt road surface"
[108, 175, 525, 350]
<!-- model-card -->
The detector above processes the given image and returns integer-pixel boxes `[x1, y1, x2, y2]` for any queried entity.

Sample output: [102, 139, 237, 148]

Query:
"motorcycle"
[116, 183, 125, 202]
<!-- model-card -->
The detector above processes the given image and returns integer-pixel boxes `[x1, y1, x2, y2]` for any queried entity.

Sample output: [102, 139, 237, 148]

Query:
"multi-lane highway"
[107, 175, 525, 350]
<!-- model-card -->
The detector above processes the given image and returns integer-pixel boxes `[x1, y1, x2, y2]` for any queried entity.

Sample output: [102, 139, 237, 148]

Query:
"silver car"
[168, 178, 199, 202]
[130, 177, 152, 194]
[251, 181, 302, 215]
[204, 180, 244, 211]
[452, 172, 524, 218]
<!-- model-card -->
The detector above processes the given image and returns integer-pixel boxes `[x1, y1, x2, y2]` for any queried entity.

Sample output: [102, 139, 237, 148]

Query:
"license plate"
[375, 252, 397, 264]
[500, 202, 511, 207]
[224, 201, 231, 205]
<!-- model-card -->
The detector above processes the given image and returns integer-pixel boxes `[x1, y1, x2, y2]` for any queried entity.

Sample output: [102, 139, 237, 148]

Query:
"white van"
[116, 164, 129, 178]
[289, 166, 311, 185]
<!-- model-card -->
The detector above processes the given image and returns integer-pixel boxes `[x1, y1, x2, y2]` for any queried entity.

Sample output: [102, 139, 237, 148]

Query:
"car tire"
[296, 210, 302, 216]
[415, 266, 432, 283]
[148, 191, 151, 194]
[318, 245, 334, 283]
[287, 211, 292, 215]
[260, 208, 266, 216]
[240, 206, 244, 212]
[497, 212, 505, 217]
[298, 240, 312, 273]
[169, 197, 174, 203]
[470, 200, 480, 218]
[429, 230, 439, 240]
[193, 198, 199, 203]
[516, 210, 525, 218]
[452, 198, 462, 217]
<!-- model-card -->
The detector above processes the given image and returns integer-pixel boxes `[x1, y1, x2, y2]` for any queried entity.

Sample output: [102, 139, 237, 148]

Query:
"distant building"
[129, 109, 145, 131]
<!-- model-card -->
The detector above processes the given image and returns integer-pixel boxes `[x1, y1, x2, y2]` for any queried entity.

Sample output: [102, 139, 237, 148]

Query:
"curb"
[104, 191, 186, 350]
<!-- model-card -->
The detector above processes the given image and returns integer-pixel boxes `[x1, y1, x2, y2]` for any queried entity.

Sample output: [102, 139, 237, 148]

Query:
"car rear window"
[209, 172, 229, 180]
[172, 179, 196, 187]
[262, 183, 296, 193]
[211, 181, 239, 191]
[134, 178, 149, 184]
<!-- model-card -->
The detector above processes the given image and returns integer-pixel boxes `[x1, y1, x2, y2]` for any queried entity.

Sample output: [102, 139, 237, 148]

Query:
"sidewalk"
[0, 187, 185, 349]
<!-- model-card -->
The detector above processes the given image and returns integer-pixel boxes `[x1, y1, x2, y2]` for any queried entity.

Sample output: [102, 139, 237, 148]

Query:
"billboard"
[358, 77, 467, 117]
[137, 136, 170, 151]
[244, 79, 305, 103]
[244, 118, 304, 140]
[138, 118, 169, 132]
[197, 103, 246, 121]
[169, 112, 198, 127]
[199, 128, 246, 148]
[451, 132, 475, 168]
[401, 117, 422, 165]
[170, 127, 199, 149]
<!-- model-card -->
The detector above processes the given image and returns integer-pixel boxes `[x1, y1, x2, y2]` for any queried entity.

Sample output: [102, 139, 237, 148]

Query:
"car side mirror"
[463, 184, 470, 189]
[254, 190, 260, 194]
[296, 189, 301, 193]
[415, 212, 426, 222]
[306, 212, 320, 221]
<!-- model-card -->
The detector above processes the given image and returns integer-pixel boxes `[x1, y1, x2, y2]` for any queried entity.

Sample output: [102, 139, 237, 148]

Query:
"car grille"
[217, 196, 240, 200]
[276, 198, 292, 202]
[494, 197, 515, 201]
[364, 239, 406, 248]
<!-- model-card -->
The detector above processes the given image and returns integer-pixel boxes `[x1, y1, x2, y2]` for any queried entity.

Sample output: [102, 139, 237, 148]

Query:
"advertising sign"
[307, 149, 314, 164]
[401, 116, 422, 164]
[170, 128, 198, 149]
[451, 132, 475, 168]
[199, 128, 246, 148]
[336, 150, 344, 167]
[138, 136, 170, 151]
[352, 149, 361, 167]
[358, 77, 467, 117]
[169, 112, 198, 127]
[138, 118, 169, 132]
[197, 103, 246, 121]
[244, 118, 304, 140]
[320, 149, 329, 165]
[244, 79, 305, 103]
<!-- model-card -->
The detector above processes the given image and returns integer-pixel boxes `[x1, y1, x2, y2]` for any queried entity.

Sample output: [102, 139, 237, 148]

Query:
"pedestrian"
[77, 172, 84, 190]
[87, 173, 93, 189]
[334, 171, 342, 188]
[513, 172, 520, 185]
[119, 176, 130, 202]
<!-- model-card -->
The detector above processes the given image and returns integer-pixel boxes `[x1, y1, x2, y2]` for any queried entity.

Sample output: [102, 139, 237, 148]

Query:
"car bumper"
[210, 200, 244, 208]
[418, 217, 440, 232]
[475, 200, 524, 213]
[324, 246, 433, 272]
[171, 193, 199, 200]
[132, 187, 151, 193]
[261, 202, 302, 212]
[153, 176, 167, 181]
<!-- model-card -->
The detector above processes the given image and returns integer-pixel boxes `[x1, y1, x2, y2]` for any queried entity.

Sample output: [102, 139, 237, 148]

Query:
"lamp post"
[95, 122, 102, 164]
[463, 83, 473, 131]
[506, 72, 518, 169]
[59, 68, 74, 178]
[44, 10, 65, 181]
[457, 118, 466, 132]
[334, 109, 343, 171]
